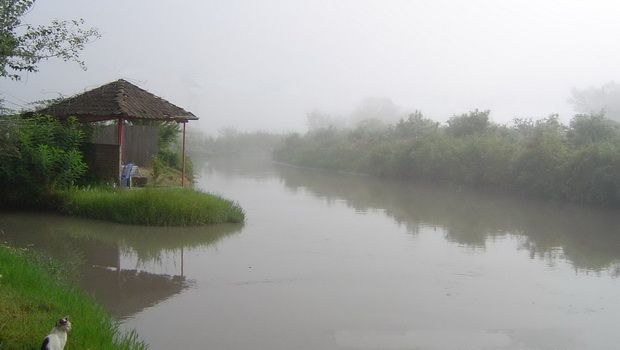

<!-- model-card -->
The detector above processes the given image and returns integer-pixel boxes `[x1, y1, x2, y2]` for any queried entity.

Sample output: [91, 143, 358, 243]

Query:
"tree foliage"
[446, 109, 490, 137]
[274, 111, 620, 206]
[0, 114, 87, 208]
[568, 113, 620, 147]
[191, 128, 284, 155]
[0, 0, 100, 80]
[569, 82, 620, 122]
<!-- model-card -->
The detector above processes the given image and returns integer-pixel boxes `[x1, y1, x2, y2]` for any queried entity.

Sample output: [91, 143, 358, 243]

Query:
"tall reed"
[58, 187, 245, 226]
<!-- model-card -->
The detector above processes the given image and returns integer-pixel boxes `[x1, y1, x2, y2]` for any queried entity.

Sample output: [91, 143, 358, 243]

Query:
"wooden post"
[181, 247, 184, 277]
[181, 121, 186, 188]
[117, 244, 121, 282]
[117, 118, 123, 184]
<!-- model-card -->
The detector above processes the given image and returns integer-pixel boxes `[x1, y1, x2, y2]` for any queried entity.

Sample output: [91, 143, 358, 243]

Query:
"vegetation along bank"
[0, 246, 146, 349]
[274, 111, 620, 207]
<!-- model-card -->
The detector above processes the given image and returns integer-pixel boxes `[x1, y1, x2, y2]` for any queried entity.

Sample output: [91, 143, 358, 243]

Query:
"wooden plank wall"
[83, 143, 119, 182]
[91, 125, 159, 166]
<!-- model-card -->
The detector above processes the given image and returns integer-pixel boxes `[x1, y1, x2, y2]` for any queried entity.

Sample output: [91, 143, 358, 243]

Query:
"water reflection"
[199, 153, 277, 181]
[0, 213, 242, 317]
[3, 157, 618, 349]
[206, 156, 620, 275]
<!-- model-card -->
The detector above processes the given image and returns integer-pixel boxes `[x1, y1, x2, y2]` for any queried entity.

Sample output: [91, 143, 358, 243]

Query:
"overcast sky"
[2, 0, 620, 133]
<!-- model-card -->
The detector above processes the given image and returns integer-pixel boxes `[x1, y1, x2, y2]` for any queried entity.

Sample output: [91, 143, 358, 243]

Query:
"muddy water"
[2, 156, 620, 349]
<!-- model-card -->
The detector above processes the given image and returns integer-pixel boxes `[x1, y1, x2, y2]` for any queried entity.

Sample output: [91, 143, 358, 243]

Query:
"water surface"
[2, 156, 620, 349]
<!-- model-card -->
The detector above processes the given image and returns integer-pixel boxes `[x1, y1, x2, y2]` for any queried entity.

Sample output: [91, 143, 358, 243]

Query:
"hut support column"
[181, 121, 187, 187]
[118, 118, 123, 184]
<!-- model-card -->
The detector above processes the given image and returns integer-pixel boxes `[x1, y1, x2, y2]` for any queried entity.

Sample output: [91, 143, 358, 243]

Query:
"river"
[2, 155, 620, 350]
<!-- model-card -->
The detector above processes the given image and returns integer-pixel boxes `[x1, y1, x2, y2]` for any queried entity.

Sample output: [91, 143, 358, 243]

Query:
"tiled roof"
[42, 79, 198, 122]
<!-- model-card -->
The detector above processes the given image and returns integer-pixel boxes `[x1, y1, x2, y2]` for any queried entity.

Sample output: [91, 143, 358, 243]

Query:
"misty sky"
[2, 0, 620, 133]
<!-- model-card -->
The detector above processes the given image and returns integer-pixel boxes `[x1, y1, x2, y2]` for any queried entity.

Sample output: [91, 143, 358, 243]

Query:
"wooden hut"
[42, 79, 198, 186]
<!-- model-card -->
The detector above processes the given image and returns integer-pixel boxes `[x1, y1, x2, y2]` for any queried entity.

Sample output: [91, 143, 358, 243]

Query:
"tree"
[567, 113, 620, 147]
[350, 97, 402, 125]
[445, 109, 491, 137]
[306, 109, 346, 131]
[394, 110, 439, 138]
[0, 0, 100, 80]
[569, 82, 620, 122]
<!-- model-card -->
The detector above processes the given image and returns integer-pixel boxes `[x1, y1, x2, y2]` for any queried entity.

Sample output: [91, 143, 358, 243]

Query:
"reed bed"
[58, 187, 245, 226]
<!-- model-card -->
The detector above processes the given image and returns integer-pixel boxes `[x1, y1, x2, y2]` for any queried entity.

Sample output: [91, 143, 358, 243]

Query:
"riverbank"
[58, 187, 245, 226]
[274, 113, 620, 207]
[0, 246, 146, 349]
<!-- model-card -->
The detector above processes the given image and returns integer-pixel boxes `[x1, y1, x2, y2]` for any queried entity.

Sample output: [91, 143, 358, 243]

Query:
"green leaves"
[568, 113, 620, 147]
[446, 109, 491, 137]
[0, 114, 87, 208]
[0, 0, 100, 80]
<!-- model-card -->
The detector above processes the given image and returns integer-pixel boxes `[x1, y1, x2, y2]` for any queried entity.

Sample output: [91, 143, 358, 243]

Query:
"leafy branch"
[0, 0, 100, 80]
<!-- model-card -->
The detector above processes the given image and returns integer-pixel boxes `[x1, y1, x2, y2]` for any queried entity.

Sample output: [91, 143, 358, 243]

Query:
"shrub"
[0, 115, 87, 209]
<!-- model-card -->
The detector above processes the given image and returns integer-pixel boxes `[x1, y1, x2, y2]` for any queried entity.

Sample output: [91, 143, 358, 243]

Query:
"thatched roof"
[42, 79, 198, 122]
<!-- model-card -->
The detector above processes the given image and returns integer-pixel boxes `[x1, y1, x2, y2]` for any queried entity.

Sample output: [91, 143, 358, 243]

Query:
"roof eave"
[46, 113, 198, 123]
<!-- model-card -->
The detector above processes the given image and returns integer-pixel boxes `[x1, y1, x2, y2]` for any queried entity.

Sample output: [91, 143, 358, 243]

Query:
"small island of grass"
[59, 187, 244, 226]
[0, 246, 146, 350]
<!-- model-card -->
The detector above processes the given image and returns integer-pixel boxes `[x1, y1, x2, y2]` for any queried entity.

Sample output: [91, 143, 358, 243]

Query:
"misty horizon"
[2, 0, 620, 134]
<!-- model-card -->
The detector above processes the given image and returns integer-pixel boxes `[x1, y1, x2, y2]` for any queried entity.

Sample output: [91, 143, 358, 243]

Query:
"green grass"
[0, 246, 147, 350]
[58, 187, 245, 226]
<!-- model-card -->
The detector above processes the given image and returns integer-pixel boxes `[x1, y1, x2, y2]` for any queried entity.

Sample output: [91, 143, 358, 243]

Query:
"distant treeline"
[190, 129, 284, 155]
[273, 110, 620, 206]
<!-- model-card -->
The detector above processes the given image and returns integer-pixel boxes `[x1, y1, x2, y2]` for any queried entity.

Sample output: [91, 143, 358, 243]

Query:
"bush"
[563, 142, 620, 205]
[0, 115, 87, 209]
[151, 154, 164, 181]
[157, 148, 181, 169]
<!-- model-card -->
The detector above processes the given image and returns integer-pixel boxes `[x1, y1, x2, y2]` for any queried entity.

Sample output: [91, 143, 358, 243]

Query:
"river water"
[2, 156, 620, 349]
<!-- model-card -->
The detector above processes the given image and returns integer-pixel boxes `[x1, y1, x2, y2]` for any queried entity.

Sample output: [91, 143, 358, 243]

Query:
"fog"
[2, 0, 620, 133]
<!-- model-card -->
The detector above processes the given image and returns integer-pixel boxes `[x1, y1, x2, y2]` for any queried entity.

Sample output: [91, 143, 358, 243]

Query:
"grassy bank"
[0, 246, 146, 350]
[58, 187, 245, 226]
